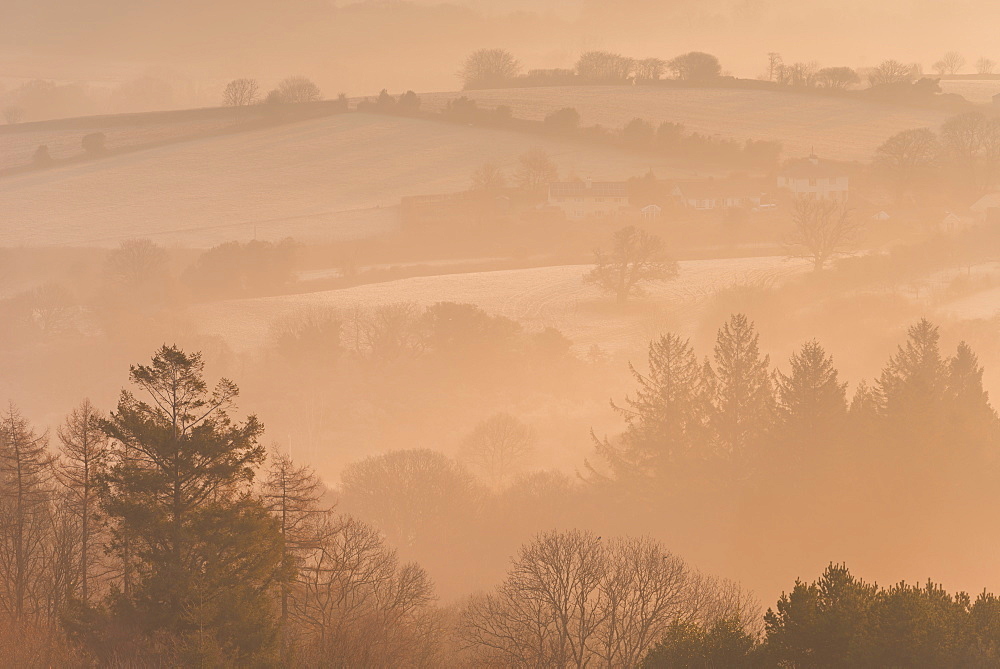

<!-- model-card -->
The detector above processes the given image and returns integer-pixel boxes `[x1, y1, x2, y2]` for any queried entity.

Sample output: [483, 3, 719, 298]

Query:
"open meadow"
[422, 86, 955, 161]
[194, 256, 811, 353]
[0, 112, 711, 248]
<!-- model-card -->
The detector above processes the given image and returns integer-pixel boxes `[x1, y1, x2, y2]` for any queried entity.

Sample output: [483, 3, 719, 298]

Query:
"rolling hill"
[422, 86, 955, 161]
[0, 112, 712, 248]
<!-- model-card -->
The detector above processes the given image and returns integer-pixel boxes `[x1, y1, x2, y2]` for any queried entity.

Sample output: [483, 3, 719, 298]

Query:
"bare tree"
[269, 76, 321, 104]
[585, 227, 678, 303]
[470, 160, 506, 192]
[940, 111, 1000, 191]
[458, 413, 535, 488]
[222, 78, 260, 107]
[867, 59, 914, 87]
[460, 48, 521, 89]
[347, 303, 425, 362]
[0, 404, 54, 621]
[576, 51, 635, 82]
[668, 52, 722, 81]
[514, 148, 558, 191]
[786, 199, 862, 271]
[873, 127, 939, 204]
[3, 106, 24, 124]
[976, 57, 997, 75]
[634, 58, 667, 82]
[815, 67, 860, 90]
[260, 449, 328, 657]
[295, 513, 441, 666]
[104, 238, 168, 288]
[460, 531, 758, 667]
[766, 52, 784, 82]
[55, 400, 109, 604]
[933, 51, 966, 75]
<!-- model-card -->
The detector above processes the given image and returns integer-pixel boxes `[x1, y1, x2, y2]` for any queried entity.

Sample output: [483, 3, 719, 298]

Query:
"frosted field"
[194, 256, 810, 352]
[0, 116, 233, 170]
[939, 80, 1000, 104]
[422, 86, 953, 161]
[0, 113, 709, 248]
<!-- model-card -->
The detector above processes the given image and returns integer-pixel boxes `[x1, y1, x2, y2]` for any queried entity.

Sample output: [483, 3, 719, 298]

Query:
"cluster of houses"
[545, 152, 1000, 230]
[546, 153, 850, 221]
[399, 151, 1000, 232]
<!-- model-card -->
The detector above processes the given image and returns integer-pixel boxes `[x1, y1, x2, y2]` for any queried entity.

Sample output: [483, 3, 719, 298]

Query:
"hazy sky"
[2, 1, 999, 101]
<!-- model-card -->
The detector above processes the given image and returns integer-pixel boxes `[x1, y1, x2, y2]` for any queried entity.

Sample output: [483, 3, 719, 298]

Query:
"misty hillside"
[0, 111, 707, 247]
[423, 86, 955, 161]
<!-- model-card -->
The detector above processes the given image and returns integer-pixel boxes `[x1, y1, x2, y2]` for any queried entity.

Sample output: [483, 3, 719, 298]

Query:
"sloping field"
[939, 80, 1000, 104]
[193, 256, 810, 353]
[422, 86, 953, 161]
[1, 113, 709, 248]
[0, 115, 232, 171]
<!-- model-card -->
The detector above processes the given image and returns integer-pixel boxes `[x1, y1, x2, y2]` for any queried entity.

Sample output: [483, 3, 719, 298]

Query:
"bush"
[543, 107, 580, 132]
[33, 145, 53, 166]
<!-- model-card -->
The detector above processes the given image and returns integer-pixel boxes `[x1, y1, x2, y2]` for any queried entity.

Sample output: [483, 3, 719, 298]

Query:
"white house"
[548, 180, 629, 220]
[672, 177, 771, 210]
[777, 153, 850, 202]
[970, 193, 1000, 222]
[641, 204, 662, 220]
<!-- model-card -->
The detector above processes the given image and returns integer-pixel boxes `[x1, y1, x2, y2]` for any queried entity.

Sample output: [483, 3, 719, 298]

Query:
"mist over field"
[2, 0, 1000, 666]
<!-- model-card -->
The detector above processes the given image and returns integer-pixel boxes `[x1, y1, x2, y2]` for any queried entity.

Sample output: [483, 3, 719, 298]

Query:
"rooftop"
[779, 154, 849, 179]
[549, 181, 628, 198]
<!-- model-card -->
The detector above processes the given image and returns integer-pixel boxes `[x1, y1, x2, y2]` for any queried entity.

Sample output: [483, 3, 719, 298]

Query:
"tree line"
[2, 309, 999, 664]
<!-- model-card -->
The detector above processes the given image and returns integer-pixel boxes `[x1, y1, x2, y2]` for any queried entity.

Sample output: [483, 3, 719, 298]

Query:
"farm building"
[970, 193, 1000, 223]
[548, 179, 630, 220]
[672, 177, 772, 210]
[778, 153, 849, 202]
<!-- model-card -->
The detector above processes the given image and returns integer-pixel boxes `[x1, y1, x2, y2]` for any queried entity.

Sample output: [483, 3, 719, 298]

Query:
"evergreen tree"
[764, 563, 877, 667]
[775, 340, 847, 462]
[876, 319, 947, 446]
[708, 314, 774, 461]
[97, 345, 285, 664]
[944, 341, 1000, 458]
[593, 333, 709, 481]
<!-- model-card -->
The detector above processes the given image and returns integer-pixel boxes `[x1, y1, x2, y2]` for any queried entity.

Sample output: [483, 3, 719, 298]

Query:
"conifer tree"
[944, 341, 1000, 457]
[876, 319, 947, 449]
[708, 314, 775, 460]
[97, 345, 285, 664]
[775, 340, 847, 460]
[595, 333, 709, 480]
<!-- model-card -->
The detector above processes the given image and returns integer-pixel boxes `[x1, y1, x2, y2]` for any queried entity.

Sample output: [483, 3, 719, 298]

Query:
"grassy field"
[0, 112, 712, 248]
[193, 256, 811, 353]
[421, 86, 955, 161]
[939, 79, 1000, 104]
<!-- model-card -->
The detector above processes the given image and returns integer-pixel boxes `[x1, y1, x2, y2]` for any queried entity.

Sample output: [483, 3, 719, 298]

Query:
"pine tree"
[596, 333, 710, 480]
[97, 345, 284, 664]
[944, 341, 1000, 458]
[708, 314, 775, 461]
[876, 319, 948, 451]
[56, 399, 109, 604]
[0, 403, 55, 621]
[775, 340, 847, 461]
